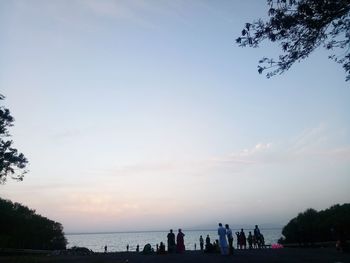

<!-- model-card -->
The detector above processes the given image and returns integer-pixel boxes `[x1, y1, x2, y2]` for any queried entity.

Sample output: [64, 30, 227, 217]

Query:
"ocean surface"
[66, 228, 282, 252]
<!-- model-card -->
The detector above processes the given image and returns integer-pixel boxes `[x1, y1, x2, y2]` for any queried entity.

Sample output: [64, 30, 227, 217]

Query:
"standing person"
[260, 233, 265, 248]
[254, 225, 261, 237]
[225, 224, 233, 255]
[240, 229, 247, 249]
[218, 223, 228, 255]
[248, 231, 253, 249]
[126, 244, 129, 252]
[199, 235, 204, 251]
[235, 232, 240, 249]
[206, 235, 211, 245]
[253, 233, 257, 248]
[205, 235, 211, 251]
[104, 245, 107, 253]
[167, 229, 176, 253]
[176, 229, 185, 253]
[254, 225, 261, 248]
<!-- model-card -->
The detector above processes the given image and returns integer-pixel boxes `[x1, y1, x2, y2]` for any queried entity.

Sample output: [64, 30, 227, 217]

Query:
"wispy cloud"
[89, 143, 271, 178]
[13, 0, 164, 33]
[62, 193, 138, 215]
[78, 0, 187, 29]
[284, 123, 350, 162]
[52, 129, 84, 140]
[288, 123, 328, 154]
[236, 142, 272, 157]
[82, 0, 132, 19]
[87, 123, 349, 178]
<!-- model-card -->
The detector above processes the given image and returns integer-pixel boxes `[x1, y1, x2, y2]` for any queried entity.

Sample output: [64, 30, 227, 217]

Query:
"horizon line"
[66, 227, 283, 235]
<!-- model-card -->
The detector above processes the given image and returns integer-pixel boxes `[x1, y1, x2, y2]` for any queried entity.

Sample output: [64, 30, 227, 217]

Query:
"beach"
[65, 229, 282, 252]
[1, 248, 350, 263]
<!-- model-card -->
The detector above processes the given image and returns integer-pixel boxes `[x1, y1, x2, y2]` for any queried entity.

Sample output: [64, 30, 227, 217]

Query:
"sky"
[1, 0, 349, 233]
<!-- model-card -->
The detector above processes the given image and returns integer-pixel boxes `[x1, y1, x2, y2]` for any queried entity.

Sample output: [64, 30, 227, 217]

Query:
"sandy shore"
[1, 248, 350, 263]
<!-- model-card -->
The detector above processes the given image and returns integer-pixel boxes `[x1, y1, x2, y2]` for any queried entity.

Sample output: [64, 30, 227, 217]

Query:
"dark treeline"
[280, 203, 350, 245]
[0, 198, 67, 250]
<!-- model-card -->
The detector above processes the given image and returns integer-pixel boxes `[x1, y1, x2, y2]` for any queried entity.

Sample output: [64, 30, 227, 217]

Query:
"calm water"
[66, 228, 282, 252]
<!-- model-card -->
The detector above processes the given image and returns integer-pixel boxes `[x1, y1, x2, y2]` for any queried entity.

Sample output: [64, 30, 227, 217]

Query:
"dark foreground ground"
[1, 248, 350, 263]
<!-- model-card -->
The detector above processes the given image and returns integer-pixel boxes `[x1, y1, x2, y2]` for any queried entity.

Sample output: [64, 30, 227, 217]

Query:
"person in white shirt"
[217, 223, 228, 255]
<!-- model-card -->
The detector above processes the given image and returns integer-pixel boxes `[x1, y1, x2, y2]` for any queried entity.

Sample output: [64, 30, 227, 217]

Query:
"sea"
[66, 228, 282, 252]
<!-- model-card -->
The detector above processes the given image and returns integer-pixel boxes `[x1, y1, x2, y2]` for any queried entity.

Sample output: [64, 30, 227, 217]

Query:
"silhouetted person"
[240, 229, 247, 249]
[205, 235, 212, 252]
[254, 225, 262, 248]
[199, 235, 204, 251]
[248, 232, 253, 249]
[214, 239, 220, 253]
[158, 242, 166, 254]
[104, 245, 107, 253]
[225, 224, 233, 255]
[176, 229, 185, 253]
[142, 243, 153, 254]
[206, 234, 211, 245]
[253, 234, 258, 248]
[167, 229, 176, 253]
[136, 244, 139, 252]
[126, 244, 129, 252]
[235, 232, 240, 249]
[260, 233, 265, 248]
[254, 225, 261, 237]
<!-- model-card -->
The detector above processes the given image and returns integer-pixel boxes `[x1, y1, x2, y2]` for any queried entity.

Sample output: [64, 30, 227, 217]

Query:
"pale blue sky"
[1, 0, 349, 232]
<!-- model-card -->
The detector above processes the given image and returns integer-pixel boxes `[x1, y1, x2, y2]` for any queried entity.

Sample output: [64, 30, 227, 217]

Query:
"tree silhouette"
[0, 94, 28, 184]
[236, 0, 350, 81]
[280, 204, 350, 244]
[0, 198, 67, 249]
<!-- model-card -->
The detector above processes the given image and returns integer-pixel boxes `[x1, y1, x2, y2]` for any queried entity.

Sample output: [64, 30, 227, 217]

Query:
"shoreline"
[1, 248, 350, 263]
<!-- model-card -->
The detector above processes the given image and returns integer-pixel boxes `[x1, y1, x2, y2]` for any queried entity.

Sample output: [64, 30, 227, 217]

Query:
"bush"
[280, 204, 350, 245]
[0, 198, 67, 250]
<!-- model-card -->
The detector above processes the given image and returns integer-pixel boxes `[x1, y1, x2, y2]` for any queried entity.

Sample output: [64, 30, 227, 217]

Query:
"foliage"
[0, 94, 28, 184]
[0, 198, 67, 250]
[69, 246, 93, 255]
[236, 0, 350, 81]
[280, 203, 350, 244]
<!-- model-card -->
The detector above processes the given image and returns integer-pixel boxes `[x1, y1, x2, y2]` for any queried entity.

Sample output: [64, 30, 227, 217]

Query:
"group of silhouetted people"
[114, 224, 265, 255]
[215, 223, 232, 255]
[200, 224, 265, 256]
[201, 233, 219, 254]
[236, 225, 265, 249]
[198, 223, 234, 255]
[166, 229, 185, 253]
[139, 229, 185, 255]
